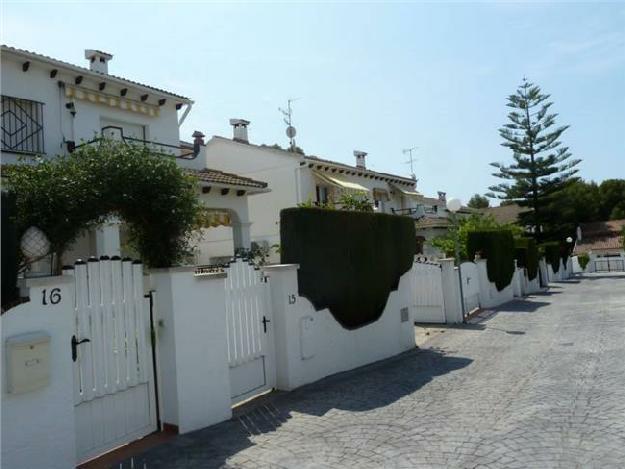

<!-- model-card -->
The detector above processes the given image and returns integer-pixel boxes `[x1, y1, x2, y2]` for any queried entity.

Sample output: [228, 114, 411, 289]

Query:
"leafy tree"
[468, 194, 490, 209]
[429, 213, 522, 260]
[598, 179, 625, 220]
[488, 79, 581, 240]
[4, 140, 203, 272]
[543, 179, 600, 240]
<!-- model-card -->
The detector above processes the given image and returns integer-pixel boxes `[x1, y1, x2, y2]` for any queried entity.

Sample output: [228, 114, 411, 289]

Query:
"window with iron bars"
[1, 96, 45, 154]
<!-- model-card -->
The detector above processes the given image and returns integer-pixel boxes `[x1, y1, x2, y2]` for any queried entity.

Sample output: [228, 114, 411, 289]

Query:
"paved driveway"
[123, 274, 625, 468]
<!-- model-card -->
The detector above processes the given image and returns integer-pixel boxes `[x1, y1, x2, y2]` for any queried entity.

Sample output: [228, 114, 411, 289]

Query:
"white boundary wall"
[263, 264, 416, 391]
[1, 276, 76, 469]
[475, 259, 515, 309]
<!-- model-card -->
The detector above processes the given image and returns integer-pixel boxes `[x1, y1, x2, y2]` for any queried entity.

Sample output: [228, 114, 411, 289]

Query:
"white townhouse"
[178, 119, 427, 261]
[0, 45, 268, 267]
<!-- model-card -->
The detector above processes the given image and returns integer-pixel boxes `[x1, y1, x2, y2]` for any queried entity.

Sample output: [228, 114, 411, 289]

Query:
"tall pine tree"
[488, 79, 580, 240]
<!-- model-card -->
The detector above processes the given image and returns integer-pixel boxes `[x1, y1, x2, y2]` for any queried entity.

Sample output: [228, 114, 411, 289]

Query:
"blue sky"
[3, 1, 624, 204]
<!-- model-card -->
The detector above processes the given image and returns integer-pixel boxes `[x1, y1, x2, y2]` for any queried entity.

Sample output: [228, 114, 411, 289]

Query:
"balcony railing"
[69, 126, 200, 160]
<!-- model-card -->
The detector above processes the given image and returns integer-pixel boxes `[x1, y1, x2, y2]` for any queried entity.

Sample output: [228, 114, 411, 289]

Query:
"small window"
[1, 96, 45, 154]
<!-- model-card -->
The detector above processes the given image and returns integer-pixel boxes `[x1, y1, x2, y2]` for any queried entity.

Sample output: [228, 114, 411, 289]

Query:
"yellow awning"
[200, 209, 232, 228]
[314, 171, 370, 193]
[391, 183, 421, 198]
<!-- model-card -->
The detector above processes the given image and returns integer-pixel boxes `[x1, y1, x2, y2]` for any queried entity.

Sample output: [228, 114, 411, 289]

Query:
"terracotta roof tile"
[574, 219, 625, 253]
[479, 204, 531, 224]
[187, 168, 268, 190]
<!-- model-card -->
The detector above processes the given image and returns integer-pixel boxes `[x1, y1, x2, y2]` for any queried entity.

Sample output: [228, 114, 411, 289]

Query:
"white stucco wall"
[475, 259, 515, 309]
[203, 138, 301, 250]
[150, 268, 232, 434]
[263, 264, 416, 391]
[1, 51, 184, 164]
[1, 276, 76, 469]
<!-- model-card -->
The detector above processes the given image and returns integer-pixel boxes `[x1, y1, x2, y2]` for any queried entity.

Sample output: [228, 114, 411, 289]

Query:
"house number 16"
[42, 288, 62, 305]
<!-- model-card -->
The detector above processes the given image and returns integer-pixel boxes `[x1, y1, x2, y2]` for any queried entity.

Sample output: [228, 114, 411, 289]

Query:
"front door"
[224, 258, 277, 405]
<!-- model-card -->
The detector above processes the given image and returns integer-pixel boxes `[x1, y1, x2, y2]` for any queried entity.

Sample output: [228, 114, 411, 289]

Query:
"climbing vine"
[4, 140, 203, 272]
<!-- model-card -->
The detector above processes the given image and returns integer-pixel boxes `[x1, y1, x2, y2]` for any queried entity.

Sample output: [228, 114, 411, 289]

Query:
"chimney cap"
[84, 49, 113, 61]
[353, 150, 368, 157]
[229, 118, 250, 127]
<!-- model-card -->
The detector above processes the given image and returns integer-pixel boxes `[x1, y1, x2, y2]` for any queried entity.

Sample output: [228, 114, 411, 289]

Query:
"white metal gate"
[224, 258, 276, 405]
[594, 257, 625, 272]
[412, 258, 446, 323]
[460, 261, 481, 313]
[64, 257, 157, 464]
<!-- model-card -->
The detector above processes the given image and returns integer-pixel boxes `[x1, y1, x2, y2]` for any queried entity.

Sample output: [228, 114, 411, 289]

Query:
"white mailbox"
[6, 332, 51, 394]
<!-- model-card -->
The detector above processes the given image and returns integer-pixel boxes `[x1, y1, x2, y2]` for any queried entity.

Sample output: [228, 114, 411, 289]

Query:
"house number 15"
[42, 288, 62, 305]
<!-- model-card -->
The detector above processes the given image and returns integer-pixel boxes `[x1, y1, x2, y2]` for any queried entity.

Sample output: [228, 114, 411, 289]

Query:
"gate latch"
[71, 335, 91, 362]
[262, 316, 271, 333]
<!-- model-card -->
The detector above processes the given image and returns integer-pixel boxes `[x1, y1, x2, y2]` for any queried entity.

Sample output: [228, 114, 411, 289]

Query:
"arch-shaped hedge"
[515, 237, 539, 281]
[4, 140, 202, 271]
[280, 207, 417, 329]
[467, 230, 515, 291]
[542, 242, 561, 273]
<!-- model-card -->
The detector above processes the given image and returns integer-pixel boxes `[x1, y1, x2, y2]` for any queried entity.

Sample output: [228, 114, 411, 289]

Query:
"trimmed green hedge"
[467, 230, 515, 291]
[515, 237, 539, 281]
[1, 192, 19, 309]
[542, 242, 561, 273]
[280, 207, 416, 329]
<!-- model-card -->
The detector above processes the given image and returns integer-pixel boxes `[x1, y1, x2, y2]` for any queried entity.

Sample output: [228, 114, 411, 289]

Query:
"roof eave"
[3, 46, 193, 104]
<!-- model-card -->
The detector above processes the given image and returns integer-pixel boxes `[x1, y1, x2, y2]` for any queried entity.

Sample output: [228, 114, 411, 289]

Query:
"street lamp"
[446, 198, 466, 323]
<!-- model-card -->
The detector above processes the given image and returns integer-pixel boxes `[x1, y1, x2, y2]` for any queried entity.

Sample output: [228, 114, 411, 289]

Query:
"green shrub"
[4, 140, 202, 271]
[467, 230, 515, 291]
[578, 253, 590, 270]
[1, 192, 19, 309]
[515, 237, 539, 281]
[280, 207, 416, 329]
[542, 242, 561, 273]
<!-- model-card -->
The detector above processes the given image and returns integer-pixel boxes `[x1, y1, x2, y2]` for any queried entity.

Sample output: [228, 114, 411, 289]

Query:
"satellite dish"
[286, 126, 297, 138]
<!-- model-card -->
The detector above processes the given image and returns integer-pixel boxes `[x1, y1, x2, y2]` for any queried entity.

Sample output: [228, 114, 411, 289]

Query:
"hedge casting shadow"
[280, 208, 417, 329]
[515, 237, 539, 281]
[467, 230, 515, 291]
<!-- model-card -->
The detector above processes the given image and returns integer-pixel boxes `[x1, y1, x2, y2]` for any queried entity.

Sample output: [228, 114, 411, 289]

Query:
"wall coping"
[262, 264, 300, 272]
[149, 266, 197, 274]
[194, 272, 227, 280]
[24, 275, 74, 287]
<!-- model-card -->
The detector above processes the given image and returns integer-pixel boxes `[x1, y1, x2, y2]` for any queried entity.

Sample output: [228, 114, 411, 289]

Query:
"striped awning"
[390, 183, 421, 198]
[313, 171, 369, 193]
[200, 209, 232, 228]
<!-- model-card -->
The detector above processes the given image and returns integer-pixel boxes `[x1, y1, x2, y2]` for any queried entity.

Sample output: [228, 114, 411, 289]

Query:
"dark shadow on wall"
[112, 348, 471, 469]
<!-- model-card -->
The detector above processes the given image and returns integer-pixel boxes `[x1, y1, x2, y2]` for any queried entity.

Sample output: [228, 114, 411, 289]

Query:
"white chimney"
[84, 49, 113, 74]
[229, 119, 250, 143]
[354, 150, 367, 169]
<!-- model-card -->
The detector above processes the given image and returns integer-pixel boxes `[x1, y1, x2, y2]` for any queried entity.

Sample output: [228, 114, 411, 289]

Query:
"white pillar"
[440, 258, 463, 323]
[149, 267, 232, 433]
[232, 221, 252, 251]
[95, 218, 121, 257]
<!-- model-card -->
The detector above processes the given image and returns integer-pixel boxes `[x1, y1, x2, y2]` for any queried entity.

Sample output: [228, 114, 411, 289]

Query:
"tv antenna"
[279, 98, 299, 150]
[402, 147, 418, 179]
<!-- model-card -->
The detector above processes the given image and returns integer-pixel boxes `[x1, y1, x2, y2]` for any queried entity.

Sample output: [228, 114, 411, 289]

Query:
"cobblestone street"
[124, 274, 625, 468]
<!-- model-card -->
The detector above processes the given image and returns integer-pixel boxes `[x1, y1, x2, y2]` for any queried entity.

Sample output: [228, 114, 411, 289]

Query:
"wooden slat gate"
[224, 258, 276, 405]
[64, 257, 157, 464]
[412, 257, 446, 323]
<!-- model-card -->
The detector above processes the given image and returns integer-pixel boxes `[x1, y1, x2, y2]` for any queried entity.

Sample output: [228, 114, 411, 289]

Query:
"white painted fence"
[64, 257, 156, 464]
[412, 258, 446, 323]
